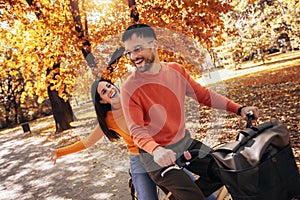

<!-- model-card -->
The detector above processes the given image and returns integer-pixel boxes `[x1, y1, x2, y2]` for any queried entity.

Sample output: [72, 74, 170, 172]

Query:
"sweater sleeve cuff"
[237, 106, 246, 116]
[56, 141, 86, 158]
[227, 101, 241, 114]
[142, 142, 161, 154]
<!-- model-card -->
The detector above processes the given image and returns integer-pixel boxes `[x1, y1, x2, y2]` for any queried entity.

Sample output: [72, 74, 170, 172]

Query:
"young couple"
[49, 24, 259, 200]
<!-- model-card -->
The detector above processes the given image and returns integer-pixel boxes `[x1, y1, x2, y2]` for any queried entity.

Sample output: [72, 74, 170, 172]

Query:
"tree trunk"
[48, 88, 74, 133]
[5, 103, 10, 127]
[128, 0, 139, 22]
[69, 0, 98, 69]
[70, 0, 123, 77]
[47, 64, 75, 133]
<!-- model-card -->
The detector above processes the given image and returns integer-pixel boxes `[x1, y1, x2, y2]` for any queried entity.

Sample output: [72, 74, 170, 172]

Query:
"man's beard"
[136, 53, 155, 73]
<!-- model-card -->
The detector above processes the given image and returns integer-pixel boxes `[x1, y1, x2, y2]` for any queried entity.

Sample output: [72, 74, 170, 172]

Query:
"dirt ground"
[1, 55, 299, 200]
[0, 116, 134, 200]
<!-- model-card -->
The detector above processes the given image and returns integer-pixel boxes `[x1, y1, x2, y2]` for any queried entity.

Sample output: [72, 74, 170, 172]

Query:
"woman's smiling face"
[97, 81, 120, 105]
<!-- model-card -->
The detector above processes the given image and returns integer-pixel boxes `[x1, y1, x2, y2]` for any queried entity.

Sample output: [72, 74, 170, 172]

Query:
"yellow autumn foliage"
[2, 0, 274, 104]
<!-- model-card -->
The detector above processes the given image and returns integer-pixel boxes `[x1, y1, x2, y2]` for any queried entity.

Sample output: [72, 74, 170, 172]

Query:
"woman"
[49, 79, 159, 200]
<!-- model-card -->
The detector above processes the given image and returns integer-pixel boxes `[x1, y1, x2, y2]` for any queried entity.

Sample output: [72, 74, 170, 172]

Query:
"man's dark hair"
[122, 23, 157, 42]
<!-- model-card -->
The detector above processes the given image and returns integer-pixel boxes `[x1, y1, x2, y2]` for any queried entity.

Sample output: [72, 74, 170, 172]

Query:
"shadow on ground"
[0, 125, 131, 200]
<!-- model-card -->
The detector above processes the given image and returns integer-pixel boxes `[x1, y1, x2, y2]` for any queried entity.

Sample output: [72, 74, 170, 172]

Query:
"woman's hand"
[48, 148, 57, 165]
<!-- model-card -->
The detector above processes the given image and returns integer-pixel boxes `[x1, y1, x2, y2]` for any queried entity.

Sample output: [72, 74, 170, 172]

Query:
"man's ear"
[153, 40, 159, 50]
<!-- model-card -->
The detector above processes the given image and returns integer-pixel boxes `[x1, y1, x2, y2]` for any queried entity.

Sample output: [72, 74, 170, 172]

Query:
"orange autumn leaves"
[1, 0, 257, 103]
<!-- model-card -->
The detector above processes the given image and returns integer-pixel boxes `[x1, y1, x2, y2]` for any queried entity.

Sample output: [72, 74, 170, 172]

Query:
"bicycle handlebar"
[161, 149, 209, 177]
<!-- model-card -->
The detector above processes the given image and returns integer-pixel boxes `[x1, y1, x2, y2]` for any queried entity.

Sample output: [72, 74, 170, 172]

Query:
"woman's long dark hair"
[91, 79, 120, 141]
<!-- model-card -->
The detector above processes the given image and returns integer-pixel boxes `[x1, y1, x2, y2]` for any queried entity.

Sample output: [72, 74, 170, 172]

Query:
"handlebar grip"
[246, 110, 255, 128]
[161, 150, 210, 177]
[175, 150, 209, 167]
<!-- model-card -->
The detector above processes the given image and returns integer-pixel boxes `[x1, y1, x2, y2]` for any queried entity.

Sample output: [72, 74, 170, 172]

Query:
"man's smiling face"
[124, 33, 156, 73]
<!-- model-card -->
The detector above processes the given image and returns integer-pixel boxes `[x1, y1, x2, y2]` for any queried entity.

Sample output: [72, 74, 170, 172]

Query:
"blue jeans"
[130, 155, 158, 200]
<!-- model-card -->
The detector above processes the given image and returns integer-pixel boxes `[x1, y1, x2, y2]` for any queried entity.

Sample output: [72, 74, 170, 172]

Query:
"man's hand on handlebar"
[240, 106, 259, 121]
[152, 146, 177, 167]
[160, 150, 202, 177]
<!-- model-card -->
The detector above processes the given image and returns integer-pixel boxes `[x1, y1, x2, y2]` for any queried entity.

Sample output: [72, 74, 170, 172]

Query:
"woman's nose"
[108, 88, 114, 95]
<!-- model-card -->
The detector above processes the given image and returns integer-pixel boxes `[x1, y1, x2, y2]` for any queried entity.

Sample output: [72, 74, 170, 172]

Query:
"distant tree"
[222, 0, 300, 63]
[0, 69, 23, 127]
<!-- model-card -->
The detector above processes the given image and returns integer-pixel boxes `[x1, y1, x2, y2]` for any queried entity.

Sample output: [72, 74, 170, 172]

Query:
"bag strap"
[240, 121, 278, 138]
[252, 121, 279, 133]
[233, 121, 279, 152]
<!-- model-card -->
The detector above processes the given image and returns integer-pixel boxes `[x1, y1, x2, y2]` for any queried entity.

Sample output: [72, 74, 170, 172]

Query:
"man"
[120, 24, 259, 200]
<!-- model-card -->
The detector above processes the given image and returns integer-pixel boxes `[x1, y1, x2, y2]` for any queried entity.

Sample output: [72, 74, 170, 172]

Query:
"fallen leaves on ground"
[190, 65, 300, 169]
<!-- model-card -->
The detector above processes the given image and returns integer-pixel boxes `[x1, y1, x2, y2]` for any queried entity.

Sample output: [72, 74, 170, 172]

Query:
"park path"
[197, 50, 300, 86]
[1, 51, 299, 200]
[0, 118, 131, 200]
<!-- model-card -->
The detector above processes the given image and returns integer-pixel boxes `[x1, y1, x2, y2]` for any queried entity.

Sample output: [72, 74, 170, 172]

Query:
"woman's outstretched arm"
[48, 124, 104, 165]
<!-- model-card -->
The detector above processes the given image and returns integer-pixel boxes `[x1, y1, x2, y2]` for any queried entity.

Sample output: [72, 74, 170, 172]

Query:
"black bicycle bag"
[212, 120, 300, 200]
